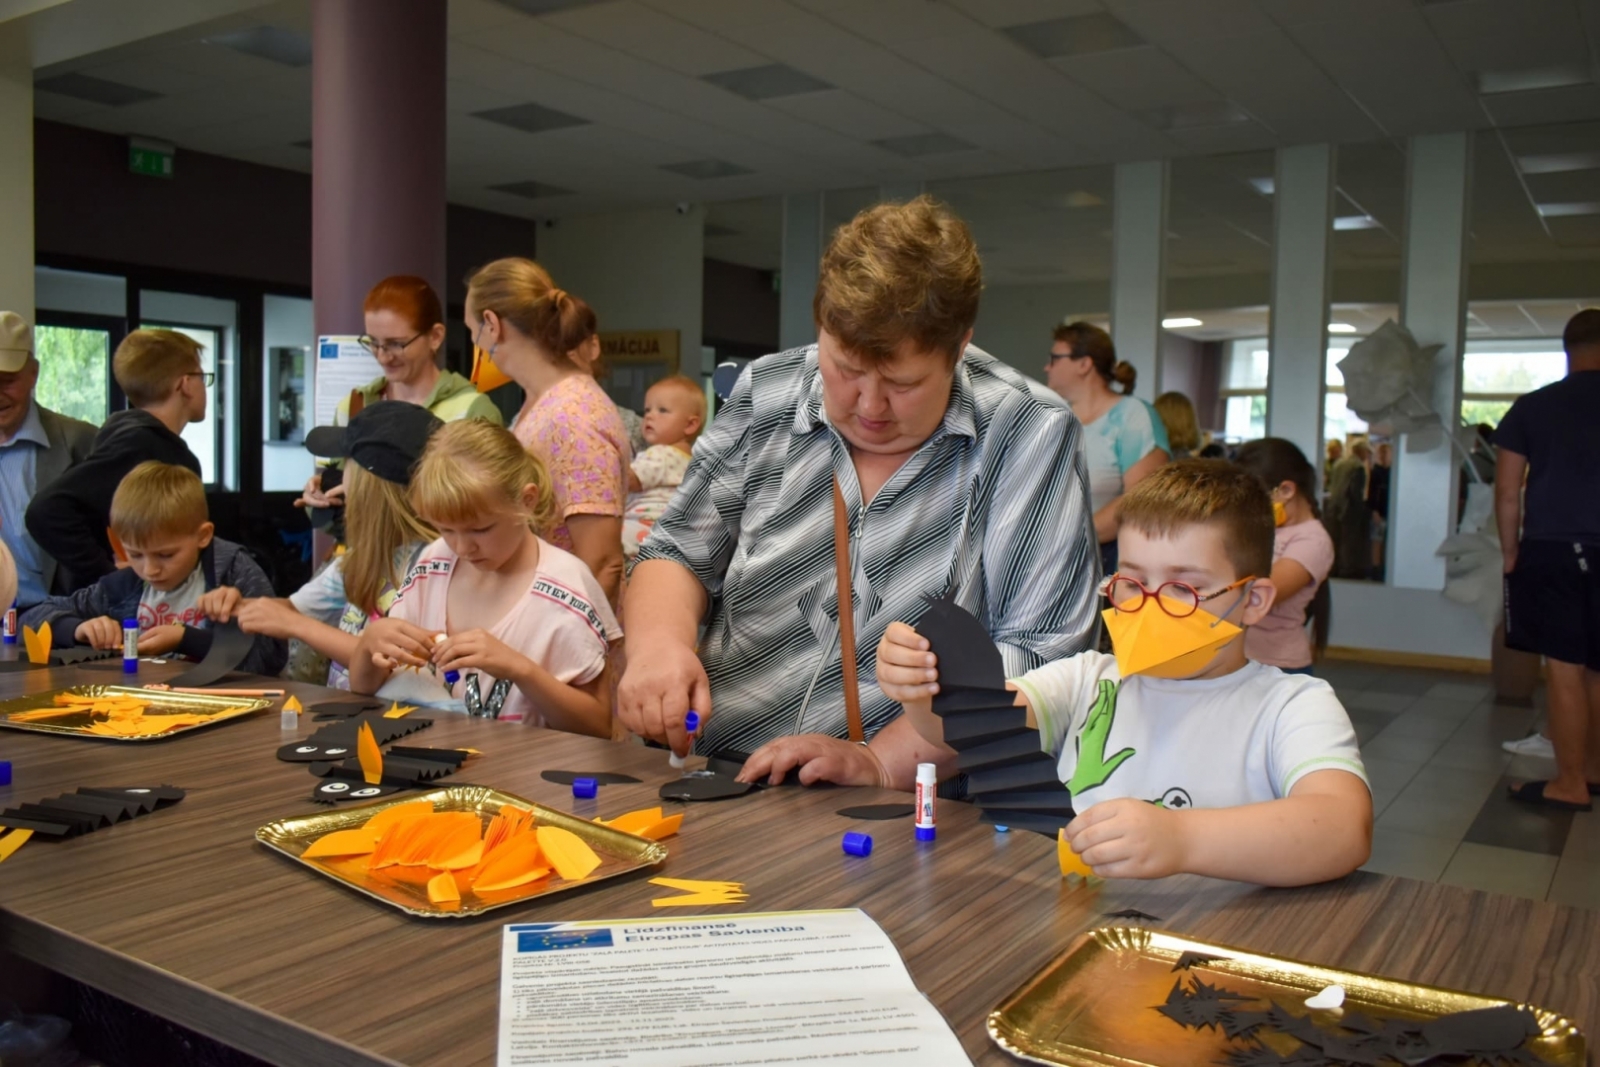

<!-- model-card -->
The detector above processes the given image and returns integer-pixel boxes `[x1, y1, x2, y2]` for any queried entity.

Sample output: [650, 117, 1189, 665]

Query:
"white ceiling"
[22, 0, 1600, 286]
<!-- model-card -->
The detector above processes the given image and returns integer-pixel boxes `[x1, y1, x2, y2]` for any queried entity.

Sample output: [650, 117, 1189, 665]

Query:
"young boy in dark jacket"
[25, 329, 206, 591]
[22, 461, 285, 676]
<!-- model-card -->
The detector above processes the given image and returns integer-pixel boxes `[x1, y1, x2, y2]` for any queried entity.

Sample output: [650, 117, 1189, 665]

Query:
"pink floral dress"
[511, 375, 629, 552]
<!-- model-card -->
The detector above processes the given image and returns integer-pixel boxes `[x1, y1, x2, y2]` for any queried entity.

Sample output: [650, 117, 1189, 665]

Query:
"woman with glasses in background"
[299, 275, 502, 514]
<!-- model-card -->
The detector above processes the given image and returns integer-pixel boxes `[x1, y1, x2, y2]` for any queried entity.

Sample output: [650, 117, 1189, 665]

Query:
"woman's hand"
[359, 616, 438, 671]
[617, 638, 710, 757]
[233, 598, 304, 639]
[434, 629, 528, 681]
[136, 624, 187, 657]
[875, 621, 938, 713]
[294, 471, 347, 510]
[199, 586, 243, 624]
[74, 616, 123, 650]
[736, 735, 891, 788]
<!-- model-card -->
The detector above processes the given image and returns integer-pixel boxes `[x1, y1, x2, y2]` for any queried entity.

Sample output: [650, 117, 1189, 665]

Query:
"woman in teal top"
[1045, 322, 1169, 572]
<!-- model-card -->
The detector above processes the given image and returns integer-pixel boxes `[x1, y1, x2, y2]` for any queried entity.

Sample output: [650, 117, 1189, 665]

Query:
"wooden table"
[0, 658, 1595, 1067]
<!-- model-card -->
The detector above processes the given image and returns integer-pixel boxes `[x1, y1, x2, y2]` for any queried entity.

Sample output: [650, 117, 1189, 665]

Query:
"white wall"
[1327, 579, 1491, 661]
[973, 280, 1109, 375]
[536, 206, 705, 373]
[35, 266, 124, 316]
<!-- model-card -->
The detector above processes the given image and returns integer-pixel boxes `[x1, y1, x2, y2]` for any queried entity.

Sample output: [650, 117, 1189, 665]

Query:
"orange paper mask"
[1101, 596, 1242, 680]
[471, 346, 512, 392]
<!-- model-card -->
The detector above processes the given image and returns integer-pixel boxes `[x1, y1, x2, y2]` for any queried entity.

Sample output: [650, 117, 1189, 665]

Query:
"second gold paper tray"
[0, 684, 272, 741]
[988, 926, 1585, 1067]
[256, 785, 668, 918]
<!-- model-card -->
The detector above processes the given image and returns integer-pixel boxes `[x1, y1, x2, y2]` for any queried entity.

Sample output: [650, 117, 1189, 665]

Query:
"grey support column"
[779, 192, 823, 352]
[1391, 132, 1472, 590]
[1110, 160, 1169, 400]
[311, 0, 447, 339]
[1266, 144, 1336, 470]
[0, 25, 32, 318]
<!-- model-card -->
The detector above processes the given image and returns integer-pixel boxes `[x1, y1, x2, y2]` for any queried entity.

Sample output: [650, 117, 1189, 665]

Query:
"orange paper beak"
[1101, 597, 1241, 680]
[22, 622, 51, 665]
[471, 346, 512, 392]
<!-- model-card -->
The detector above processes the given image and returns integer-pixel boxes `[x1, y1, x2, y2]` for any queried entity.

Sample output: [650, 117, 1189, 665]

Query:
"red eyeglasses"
[1100, 574, 1255, 618]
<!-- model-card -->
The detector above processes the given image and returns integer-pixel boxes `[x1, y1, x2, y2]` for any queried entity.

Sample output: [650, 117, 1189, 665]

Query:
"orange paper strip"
[534, 826, 601, 881]
[357, 721, 383, 785]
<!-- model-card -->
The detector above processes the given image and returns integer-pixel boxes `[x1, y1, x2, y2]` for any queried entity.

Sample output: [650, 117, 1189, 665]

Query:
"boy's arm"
[20, 578, 117, 646]
[1067, 770, 1372, 886]
[190, 550, 287, 676]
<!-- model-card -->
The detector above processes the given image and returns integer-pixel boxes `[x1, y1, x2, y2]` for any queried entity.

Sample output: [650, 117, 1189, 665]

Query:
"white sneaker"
[1502, 733, 1555, 758]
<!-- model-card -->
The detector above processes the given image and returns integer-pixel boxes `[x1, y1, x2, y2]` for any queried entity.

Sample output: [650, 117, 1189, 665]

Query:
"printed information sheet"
[497, 908, 973, 1066]
[312, 335, 382, 429]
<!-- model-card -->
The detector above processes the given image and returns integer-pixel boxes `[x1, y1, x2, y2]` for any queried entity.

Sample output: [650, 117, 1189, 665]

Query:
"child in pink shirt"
[1235, 438, 1335, 673]
[351, 420, 620, 736]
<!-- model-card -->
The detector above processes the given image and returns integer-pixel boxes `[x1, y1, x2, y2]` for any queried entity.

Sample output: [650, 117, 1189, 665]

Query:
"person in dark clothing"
[21, 461, 284, 676]
[1367, 441, 1391, 580]
[1498, 307, 1600, 812]
[25, 329, 206, 591]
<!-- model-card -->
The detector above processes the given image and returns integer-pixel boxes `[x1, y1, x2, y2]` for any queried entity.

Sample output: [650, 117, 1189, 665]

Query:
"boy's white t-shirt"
[386, 537, 621, 725]
[138, 567, 207, 630]
[1010, 653, 1367, 813]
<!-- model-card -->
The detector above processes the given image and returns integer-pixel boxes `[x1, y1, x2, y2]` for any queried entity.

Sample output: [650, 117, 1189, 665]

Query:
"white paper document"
[496, 908, 972, 1066]
[311, 335, 382, 429]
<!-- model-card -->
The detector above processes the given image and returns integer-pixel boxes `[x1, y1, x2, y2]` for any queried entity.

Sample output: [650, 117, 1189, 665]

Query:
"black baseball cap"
[304, 401, 443, 485]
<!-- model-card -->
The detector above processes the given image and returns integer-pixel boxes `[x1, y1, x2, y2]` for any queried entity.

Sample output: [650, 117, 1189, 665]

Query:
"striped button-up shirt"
[637, 344, 1100, 756]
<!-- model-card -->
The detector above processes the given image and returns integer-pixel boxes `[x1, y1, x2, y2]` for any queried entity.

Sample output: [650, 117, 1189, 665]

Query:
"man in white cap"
[0, 311, 96, 608]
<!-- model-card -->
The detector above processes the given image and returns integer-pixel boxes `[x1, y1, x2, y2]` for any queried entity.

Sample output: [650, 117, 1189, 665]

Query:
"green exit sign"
[128, 139, 173, 178]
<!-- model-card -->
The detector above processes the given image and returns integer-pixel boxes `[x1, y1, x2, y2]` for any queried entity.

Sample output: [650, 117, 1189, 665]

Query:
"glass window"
[1220, 340, 1269, 439]
[1324, 346, 1369, 443]
[263, 294, 315, 492]
[1460, 340, 1565, 426]
[139, 291, 238, 490]
[33, 324, 110, 425]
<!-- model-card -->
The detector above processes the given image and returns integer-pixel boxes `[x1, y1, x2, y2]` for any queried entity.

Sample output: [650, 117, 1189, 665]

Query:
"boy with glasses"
[26, 329, 208, 592]
[878, 459, 1371, 886]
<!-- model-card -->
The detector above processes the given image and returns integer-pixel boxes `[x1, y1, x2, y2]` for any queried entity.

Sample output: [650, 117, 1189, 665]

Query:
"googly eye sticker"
[126, 788, 151, 794]
[351, 786, 384, 798]
[295, 745, 318, 754]
[324, 747, 348, 756]
[318, 781, 350, 794]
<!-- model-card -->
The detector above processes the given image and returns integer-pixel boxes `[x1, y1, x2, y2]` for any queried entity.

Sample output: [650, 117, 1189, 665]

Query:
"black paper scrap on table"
[0, 658, 48, 673]
[309, 700, 384, 720]
[1153, 970, 1547, 1067]
[1103, 909, 1163, 923]
[658, 772, 755, 802]
[1172, 951, 1225, 972]
[837, 804, 916, 820]
[0, 785, 184, 839]
[51, 647, 122, 666]
[275, 712, 433, 763]
[539, 770, 642, 786]
[164, 620, 255, 688]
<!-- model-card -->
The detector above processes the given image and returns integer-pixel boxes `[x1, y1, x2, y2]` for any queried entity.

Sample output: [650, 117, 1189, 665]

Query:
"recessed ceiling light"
[872, 133, 975, 158]
[1333, 215, 1380, 231]
[661, 159, 754, 180]
[489, 180, 574, 199]
[33, 72, 161, 107]
[1472, 64, 1591, 95]
[205, 26, 312, 68]
[1002, 13, 1144, 59]
[1517, 152, 1600, 175]
[702, 63, 832, 100]
[1537, 202, 1600, 217]
[1328, 323, 1358, 334]
[1162, 317, 1202, 329]
[473, 103, 590, 134]
[1248, 177, 1275, 196]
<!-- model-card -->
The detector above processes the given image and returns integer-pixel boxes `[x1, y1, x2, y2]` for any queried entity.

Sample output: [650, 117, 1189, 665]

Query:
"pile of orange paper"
[302, 799, 603, 908]
[8, 693, 233, 737]
[594, 807, 682, 841]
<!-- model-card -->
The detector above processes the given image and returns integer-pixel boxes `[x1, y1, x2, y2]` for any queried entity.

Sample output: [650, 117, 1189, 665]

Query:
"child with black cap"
[205, 401, 441, 689]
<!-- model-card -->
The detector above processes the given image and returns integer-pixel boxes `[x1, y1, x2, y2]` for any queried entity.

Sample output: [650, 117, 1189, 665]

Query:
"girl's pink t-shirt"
[387, 536, 622, 725]
[1245, 519, 1335, 669]
[510, 375, 629, 552]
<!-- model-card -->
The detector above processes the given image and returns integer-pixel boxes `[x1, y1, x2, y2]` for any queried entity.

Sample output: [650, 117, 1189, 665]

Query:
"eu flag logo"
[518, 929, 614, 953]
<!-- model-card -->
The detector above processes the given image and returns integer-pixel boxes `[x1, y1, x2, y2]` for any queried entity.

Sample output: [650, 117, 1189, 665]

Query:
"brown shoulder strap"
[832, 476, 865, 744]
[348, 388, 365, 418]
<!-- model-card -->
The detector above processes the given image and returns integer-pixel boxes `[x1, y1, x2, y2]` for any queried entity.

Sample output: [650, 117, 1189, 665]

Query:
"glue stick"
[669, 710, 700, 769]
[121, 618, 139, 674]
[915, 763, 937, 841]
[2, 600, 16, 644]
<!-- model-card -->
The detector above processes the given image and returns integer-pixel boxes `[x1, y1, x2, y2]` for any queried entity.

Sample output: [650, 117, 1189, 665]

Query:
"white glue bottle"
[914, 762, 937, 842]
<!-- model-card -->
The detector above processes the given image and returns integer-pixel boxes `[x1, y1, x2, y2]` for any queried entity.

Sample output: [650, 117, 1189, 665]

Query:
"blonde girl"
[352, 419, 620, 737]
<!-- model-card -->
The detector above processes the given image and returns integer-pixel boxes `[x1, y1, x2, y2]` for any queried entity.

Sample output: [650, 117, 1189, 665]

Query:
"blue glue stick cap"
[443, 669, 460, 687]
[572, 777, 598, 799]
[684, 710, 700, 733]
[0, 760, 10, 786]
[841, 831, 872, 857]
[915, 826, 936, 842]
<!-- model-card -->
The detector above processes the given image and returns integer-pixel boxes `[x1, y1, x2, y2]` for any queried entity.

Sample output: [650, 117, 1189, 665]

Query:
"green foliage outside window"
[34, 325, 108, 426]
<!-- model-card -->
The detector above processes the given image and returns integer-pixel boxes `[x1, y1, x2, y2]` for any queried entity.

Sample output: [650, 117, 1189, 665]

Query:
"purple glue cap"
[684, 710, 700, 733]
[443, 669, 460, 687]
[572, 777, 598, 799]
[0, 760, 10, 786]
[841, 831, 872, 857]
[915, 826, 936, 842]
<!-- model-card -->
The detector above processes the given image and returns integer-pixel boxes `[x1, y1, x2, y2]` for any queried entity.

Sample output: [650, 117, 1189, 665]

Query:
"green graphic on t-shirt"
[1066, 679, 1135, 794]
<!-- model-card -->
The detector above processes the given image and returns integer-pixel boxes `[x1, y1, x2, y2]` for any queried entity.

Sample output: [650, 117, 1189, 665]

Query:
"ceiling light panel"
[1472, 65, 1591, 95]
[1003, 13, 1145, 60]
[1333, 215, 1380, 230]
[1518, 152, 1600, 175]
[1162, 317, 1202, 328]
[205, 27, 312, 68]
[33, 72, 161, 107]
[1536, 202, 1600, 217]
[661, 159, 754, 180]
[472, 103, 591, 134]
[702, 63, 833, 101]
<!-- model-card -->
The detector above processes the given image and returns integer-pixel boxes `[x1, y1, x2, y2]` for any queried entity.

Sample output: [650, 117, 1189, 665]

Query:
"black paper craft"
[979, 808, 1073, 835]
[50, 646, 122, 665]
[927, 686, 1020, 713]
[164, 620, 254, 687]
[275, 711, 433, 762]
[312, 779, 401, 803]
[1103, 909, 1163, 923]
[0, 785, 184, 839]
[309, 700, 383, 720]
[539, 770, 642, 786]
[311, 748, 466, 789]
[1173, 951, 1225, 972]
[659, 771, 755, 802]
[0, 658, 47, 672]
[704, 749, 803, 787]
[837, 804, 915, 820]
[914, 595, 1007, 690]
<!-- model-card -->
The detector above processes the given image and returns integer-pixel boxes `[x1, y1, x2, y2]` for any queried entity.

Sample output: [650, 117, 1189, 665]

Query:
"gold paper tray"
[256, 785, 668, 918]
[0, 684, 273, 741]
[988, 926, 1585, 1067]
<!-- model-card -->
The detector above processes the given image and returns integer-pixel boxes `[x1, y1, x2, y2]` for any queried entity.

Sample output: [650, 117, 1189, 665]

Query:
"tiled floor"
[1316, 661, 1600, 909]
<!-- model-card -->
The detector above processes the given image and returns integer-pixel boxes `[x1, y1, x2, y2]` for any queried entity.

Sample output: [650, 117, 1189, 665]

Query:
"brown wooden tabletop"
[0, 655, 1594, 1067]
